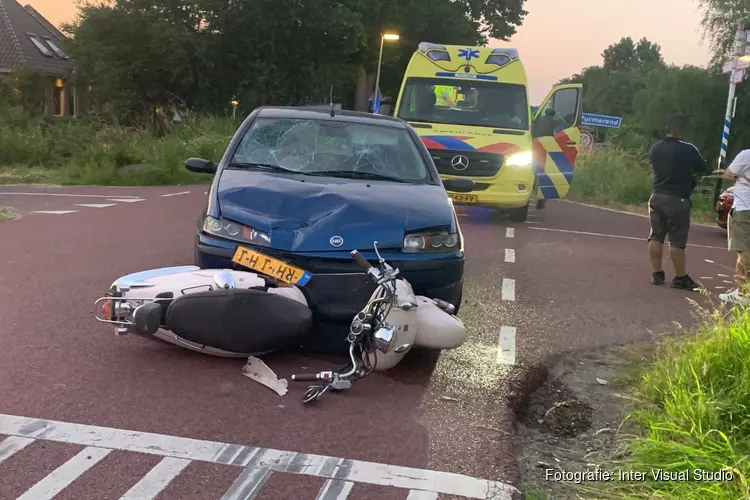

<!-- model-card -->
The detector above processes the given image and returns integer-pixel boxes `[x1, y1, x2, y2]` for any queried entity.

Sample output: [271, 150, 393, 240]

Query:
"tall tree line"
[59, 0, 527, 122]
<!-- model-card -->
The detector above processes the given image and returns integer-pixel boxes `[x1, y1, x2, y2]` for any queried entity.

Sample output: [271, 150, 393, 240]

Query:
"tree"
[602, 37, 664, 71]
[696, 0, 750, 63]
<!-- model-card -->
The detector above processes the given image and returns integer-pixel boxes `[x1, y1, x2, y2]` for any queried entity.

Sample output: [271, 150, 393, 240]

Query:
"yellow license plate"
[450, 193, 478, 203]
[231, 246, 312, 286]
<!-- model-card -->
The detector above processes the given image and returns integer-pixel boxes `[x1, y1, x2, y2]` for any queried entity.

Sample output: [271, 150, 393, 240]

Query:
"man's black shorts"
[648, 192, 691, 249]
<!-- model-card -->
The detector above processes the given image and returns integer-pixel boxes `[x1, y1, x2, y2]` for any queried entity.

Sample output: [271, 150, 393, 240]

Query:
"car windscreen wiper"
[306, 170, 409, 183]
[227, 162, 304, 174]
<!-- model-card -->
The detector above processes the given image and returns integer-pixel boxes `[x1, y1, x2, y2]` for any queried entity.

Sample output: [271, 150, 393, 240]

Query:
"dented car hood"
[216, 170, 455, 252]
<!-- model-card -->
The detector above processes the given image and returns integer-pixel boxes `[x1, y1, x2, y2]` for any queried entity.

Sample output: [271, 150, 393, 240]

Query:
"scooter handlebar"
[350, 250, 372, 272]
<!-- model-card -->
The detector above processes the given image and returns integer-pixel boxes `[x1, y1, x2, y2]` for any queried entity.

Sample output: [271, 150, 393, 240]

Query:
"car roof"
[255, 106, 408, 129]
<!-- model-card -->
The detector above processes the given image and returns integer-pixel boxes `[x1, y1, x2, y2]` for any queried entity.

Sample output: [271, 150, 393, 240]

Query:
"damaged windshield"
[231, 117, 432, 183]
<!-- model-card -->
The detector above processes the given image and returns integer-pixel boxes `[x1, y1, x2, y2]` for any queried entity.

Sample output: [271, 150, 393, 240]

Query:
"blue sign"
[581, 113, 622, 128]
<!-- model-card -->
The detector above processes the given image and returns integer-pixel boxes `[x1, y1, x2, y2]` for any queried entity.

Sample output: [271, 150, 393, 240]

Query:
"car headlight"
[506, 151, 532, 167]
[403, 230, 460, 253]
[202, 216, 270, 246]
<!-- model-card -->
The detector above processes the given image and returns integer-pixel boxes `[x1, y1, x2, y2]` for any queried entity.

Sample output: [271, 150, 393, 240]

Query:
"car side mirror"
[185, 158, 217, 174]
[443, 178, 475, 193]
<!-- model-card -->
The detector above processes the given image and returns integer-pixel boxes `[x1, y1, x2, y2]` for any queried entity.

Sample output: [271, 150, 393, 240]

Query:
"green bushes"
[0, 108, 235, 185]
[569, 147, 716, 221]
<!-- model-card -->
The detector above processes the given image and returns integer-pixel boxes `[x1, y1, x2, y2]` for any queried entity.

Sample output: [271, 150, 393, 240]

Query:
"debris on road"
[441, 395, 459, 402]
[595, 377, 607, 385]
[241, 356, 288, 396]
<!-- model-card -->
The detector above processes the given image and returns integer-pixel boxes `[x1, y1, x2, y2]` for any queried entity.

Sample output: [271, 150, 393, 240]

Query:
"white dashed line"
[160, 191, 191, 197]
[75, 203, 116, 208]
[502, 278, 515, 301]
[524, 221, 542, 224]
[32, 210, 77, 215]
[497, 326, 516, 365]
[505, 228, 514, 238]
[120, 457, 191, 500]
[718, 274, 730, 278]
[107, 198, 145, 203]
[0, 192, 140, 199]
[504, 249, 515, 263]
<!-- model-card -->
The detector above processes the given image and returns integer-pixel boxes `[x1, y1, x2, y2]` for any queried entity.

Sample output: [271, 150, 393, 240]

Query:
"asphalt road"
[0, 186, 736, 500]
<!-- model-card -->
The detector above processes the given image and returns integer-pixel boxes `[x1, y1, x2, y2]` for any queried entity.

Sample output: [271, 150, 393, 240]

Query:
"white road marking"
[16, 446, 111, 500]
[107, 198, 145, 203]
[502, 278, 515, 301]
[724, 280, 734, 284]
[0, 436, 35, 463]
[524, 221, 542, 224]
[505, 228, 514, 238]
[32, 210, 77, 215]
[0, 192, 140, 199]
[718, 274, 730, 277]
[504, 249, 515, 263]
[716, 286, 726, 289]
[700, 277, 714, 280]
[0, 413, 519, 499]
[315, 478, 355, 500]
[160, 191, 191, 197]
[705, 259, 715, 263]
[120, 457, 191, 500]
[497, 326, 516, 365]
[529, 227, 726, 250]
[221, 467, 272, 500]
[406, 490, 439, 500]
[75, 203, 116, 208]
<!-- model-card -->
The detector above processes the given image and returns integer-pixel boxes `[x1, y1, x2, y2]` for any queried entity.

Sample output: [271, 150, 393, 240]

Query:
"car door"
[531, 83, 583, 200]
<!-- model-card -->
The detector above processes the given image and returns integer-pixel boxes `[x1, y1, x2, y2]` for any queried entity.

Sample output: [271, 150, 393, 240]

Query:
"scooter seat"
[165, 288, 313, 353]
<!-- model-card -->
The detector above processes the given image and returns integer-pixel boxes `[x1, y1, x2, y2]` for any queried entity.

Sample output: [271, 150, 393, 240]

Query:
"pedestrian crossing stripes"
[0, 413, 519, 499]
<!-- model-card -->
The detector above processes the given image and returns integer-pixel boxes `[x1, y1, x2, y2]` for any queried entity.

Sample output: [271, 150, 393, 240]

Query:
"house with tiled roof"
[0, 0, 75, 116]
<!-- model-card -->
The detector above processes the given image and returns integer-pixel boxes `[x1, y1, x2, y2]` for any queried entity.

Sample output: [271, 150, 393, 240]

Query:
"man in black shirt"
[647, 113, 708, 289]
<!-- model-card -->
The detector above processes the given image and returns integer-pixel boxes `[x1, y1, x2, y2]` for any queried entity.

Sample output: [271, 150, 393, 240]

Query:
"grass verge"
[582, 304, 750, 499]
[568, 147, 718, 225]
[0, 207, 19, 220]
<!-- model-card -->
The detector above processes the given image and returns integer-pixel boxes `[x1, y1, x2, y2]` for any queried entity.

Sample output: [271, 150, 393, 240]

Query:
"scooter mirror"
[213, 271, 236, 289]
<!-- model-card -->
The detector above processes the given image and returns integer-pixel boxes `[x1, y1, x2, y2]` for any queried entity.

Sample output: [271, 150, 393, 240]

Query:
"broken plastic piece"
[241, 356, 288, 396]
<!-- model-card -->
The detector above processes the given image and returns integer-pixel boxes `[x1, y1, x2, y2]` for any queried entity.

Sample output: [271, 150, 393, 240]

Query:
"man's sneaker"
[719, 288, 750, 305]
[651, 271, 665, 285]
[671, 275, 699, 291]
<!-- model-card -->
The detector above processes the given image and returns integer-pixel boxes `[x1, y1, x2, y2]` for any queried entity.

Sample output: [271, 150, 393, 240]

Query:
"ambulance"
[393, 42, 583, 221]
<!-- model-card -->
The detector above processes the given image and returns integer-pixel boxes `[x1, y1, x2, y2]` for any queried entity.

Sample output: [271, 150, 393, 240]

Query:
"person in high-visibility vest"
[434, 85, 456, 107]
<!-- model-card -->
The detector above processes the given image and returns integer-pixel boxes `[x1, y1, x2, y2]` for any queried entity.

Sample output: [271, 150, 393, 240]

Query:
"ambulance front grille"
[429, 150, 503, 177]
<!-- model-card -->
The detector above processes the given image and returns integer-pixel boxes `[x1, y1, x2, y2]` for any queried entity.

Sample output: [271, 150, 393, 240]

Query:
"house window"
[28, 34, 53, 57]
[44, 38, 69, 59]
[53, 78, 65, 116]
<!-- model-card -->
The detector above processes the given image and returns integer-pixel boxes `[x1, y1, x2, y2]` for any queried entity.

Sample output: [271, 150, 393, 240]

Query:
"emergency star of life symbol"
[458, 48, 479, 61]
[451, 155, 470, 171]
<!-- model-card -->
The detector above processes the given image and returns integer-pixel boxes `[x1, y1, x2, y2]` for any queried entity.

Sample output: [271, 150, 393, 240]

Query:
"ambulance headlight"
[506, 151, 533, 167]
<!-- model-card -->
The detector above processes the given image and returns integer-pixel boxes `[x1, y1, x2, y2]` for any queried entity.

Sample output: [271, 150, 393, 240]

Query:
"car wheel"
[507, 201, 529, 222]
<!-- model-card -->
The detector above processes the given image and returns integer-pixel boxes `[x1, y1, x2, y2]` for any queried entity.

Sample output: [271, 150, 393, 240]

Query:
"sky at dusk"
[27, 0, 712, 104]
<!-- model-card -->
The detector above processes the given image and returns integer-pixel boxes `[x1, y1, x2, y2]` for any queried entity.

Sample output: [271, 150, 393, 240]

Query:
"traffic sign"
[580, 130, 594, 149]
[732, 69, 746, 83]
[581, 113, 622, 128]
[724, 60, 737, 73]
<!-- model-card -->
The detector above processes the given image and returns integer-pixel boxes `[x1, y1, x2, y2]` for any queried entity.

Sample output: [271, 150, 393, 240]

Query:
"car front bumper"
[195, 233, 465, 323]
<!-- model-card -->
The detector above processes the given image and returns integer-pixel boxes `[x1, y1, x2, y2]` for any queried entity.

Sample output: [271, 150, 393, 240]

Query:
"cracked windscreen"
[397, 77, 529, 130]
[231, 117, 432, 183]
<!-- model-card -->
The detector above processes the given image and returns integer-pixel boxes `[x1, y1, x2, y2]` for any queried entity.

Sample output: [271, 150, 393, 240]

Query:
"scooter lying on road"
[93, 242, 467, 394]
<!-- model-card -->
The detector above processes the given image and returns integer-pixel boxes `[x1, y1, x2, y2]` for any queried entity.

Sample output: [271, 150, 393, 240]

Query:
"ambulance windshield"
[397, 77, 529, 130]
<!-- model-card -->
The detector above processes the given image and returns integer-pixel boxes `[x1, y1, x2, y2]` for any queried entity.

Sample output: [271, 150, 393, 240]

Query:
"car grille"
[429, 150, 503, 177]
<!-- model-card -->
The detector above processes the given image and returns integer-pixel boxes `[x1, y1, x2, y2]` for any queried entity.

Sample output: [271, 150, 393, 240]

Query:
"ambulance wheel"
[536, 199, 546, 209]
[507, 201, 529, 222]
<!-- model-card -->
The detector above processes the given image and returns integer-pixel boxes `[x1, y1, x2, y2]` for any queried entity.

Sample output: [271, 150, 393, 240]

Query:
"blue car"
[188, 106, 474, 326]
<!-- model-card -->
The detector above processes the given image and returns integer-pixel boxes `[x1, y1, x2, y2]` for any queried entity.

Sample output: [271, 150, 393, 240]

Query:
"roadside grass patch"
[569, 147, 716, 224]
[0, 206, 19, 220]
[0, 108, 234, 186]
[585, 306, 750, 499]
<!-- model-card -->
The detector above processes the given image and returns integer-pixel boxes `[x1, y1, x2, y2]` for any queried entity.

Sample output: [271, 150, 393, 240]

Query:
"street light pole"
[371, 32, 399, 114]
[373, 35, 385, 114]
